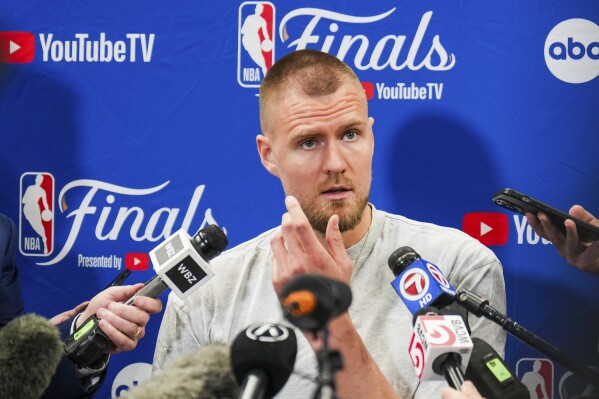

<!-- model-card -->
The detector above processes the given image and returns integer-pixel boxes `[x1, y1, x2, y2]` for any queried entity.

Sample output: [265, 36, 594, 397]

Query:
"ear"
[256, 134, 279, 177]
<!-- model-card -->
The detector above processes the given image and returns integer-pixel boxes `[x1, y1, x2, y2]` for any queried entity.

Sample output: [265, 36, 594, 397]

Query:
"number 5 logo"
[421, 317, 456, 346]
[408, 333, 425, 379]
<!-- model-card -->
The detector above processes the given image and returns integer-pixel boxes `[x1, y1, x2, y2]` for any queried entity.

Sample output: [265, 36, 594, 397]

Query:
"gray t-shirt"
[153, 205, 507, 398]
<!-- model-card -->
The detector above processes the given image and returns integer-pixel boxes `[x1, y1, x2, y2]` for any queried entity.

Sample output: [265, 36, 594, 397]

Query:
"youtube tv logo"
[0, 32, 35, 63]
[361, 81, 374, 100]
[125, 252, 149, 271]
[462, 212, 509, 246]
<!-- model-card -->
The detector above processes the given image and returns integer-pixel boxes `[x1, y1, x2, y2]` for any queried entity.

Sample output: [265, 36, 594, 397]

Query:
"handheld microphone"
[0, 314, 63, 399]
[230, 323, 297, 399]
[64, 224, 228, 368]
[124, 343, 240, 399]
[388, 246, 455, 314]
[455, 289, 599, 389]
[409, 307, 472, 389]
[465, 337, 529, 399]
[280, 274, 352, 331]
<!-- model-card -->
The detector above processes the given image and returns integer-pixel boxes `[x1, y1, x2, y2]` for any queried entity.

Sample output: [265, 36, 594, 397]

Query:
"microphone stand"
[314, 327, 343, 399]
[456, 289, 599, 388]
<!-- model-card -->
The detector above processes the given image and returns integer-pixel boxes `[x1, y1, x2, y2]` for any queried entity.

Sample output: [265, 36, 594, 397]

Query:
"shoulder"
[167, 226, 279, 309]
[374, 208, 501, 274]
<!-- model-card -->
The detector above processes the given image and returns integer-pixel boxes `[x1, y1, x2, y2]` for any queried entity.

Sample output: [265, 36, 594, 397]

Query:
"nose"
[323, 142, 347, 175]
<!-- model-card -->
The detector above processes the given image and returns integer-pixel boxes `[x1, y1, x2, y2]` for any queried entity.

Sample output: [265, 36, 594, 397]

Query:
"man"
[153, 49, 506, 398]
[0, 212, 163, 398]
[526, 205, 599, 275]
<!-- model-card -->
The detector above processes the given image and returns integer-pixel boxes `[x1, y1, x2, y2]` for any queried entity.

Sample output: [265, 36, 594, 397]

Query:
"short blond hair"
[259, 49, 363, 134]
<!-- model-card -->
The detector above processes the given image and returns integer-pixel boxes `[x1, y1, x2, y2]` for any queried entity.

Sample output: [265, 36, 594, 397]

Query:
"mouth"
[321, 185, 353, 200]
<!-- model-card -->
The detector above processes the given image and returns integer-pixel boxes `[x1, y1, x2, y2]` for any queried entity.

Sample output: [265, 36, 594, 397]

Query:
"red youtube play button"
[125, 252, 149, 271]
[462, 212, 509, 246]
[0, 32, 35, 63]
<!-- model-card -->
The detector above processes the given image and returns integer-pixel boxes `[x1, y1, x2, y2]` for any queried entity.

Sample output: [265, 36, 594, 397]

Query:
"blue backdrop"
[1, 1, 598, 397]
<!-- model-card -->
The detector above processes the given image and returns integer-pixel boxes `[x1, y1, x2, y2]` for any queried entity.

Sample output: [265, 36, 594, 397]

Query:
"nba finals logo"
[19, 172, 55, 256]
[238, 1, 275, 87]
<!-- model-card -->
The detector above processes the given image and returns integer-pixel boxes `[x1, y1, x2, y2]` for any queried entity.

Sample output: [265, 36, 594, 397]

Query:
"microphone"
[280, 274, 352, 331]
[0, 314, 63, 399]
[124, 343, 240, 399]
[455, 289, 599, 389]
[127, 224, 229, 302]
[409, 307, 472, 389]
[65, 224, 229, 368]
[465, 337, 529, 399]
[230, 323, 297, 399]
[388, 246, 455, 314]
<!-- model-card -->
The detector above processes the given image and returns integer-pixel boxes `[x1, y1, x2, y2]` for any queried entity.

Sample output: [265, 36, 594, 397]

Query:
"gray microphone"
[0, 314, 63, 399]
[125, 343, 240, 399]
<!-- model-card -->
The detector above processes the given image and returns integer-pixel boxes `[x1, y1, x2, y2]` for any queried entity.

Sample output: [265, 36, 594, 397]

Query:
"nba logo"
[19, 172, 55, 257]
[516, 358, 553, 399]
[238, 1, 275, 88]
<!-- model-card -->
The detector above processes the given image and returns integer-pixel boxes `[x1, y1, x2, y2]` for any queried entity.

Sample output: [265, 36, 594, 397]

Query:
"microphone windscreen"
[0, 314, 62, 399]
[387, 246, 420, 276]
[281, 274, 352, 331]
[126, 343, 239, 399]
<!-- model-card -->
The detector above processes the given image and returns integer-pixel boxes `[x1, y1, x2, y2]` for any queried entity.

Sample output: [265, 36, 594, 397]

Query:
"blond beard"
[302, 193, 370, 233]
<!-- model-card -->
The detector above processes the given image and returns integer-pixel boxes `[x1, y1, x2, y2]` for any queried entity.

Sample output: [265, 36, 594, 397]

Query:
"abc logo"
[544, 18, 599, 83]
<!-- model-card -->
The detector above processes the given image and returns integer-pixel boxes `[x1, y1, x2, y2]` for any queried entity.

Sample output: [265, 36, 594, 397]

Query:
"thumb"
[325, 215, 350, 270]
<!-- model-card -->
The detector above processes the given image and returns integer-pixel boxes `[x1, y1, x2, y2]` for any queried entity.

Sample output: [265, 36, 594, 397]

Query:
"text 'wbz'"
[376, 82, 444, 100]
[78, 254, 122, 269]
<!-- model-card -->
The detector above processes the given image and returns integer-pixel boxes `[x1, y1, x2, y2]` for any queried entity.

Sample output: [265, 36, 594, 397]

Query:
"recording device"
[493, 188, 599, 242]
[280, 274, 352, 331]
[0, 314, 63, 399]
[124, 343, 240, 399]
[64, 224, 228, 368]
[456, 289, 599, 388]
[388, 246, 455, 314]
[465, 337, 529, 399]
[230, 323, 297, 399]
[409, 307, 472, 389]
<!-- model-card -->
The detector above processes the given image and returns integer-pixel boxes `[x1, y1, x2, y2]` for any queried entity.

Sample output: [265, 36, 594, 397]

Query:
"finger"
[325, 215, 350, 273]
[460, 380, 481, 396]
[284, 196, 324, 255]
[280, 211, 305, 258]
[104, 283, 145, 302]
[538, 212, 566, 251]
[98, 319, 138, 353]
[440, 387, 461, 399]
[569, 205, 598, 226]
[102, 302, 150, 329]
[525, 212, 548, 239]
[132, 296, 163, 314]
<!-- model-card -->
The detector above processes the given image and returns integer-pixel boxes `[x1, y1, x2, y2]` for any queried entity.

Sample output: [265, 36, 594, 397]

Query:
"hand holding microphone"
[65, 224, 228, 368]
[441, 381, 485, 399]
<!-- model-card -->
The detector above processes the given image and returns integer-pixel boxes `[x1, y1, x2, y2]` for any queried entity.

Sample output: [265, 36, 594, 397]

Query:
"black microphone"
[465, 337, 529, 399]
[410, 307, 472, 389]
[125, 343, 240, 399]
[388, 246, 456, 314]
[279, 274, 352, 331]
[64, 224, 229, 368]
[455, 289, 599, 388]
[230, 323, 297, 399]
[0, 314, 63, 399]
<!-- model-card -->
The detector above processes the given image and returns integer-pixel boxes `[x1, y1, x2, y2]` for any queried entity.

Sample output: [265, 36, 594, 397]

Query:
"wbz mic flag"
[409, 315, 473, 381]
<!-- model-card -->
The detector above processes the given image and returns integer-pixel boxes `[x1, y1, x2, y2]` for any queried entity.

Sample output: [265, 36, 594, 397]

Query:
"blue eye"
[300, 139, 317, 149]
[344, 131, 358, 141]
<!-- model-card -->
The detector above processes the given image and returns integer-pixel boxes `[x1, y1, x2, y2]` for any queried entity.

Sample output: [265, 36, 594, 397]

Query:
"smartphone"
[492, 188, 599, 242]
